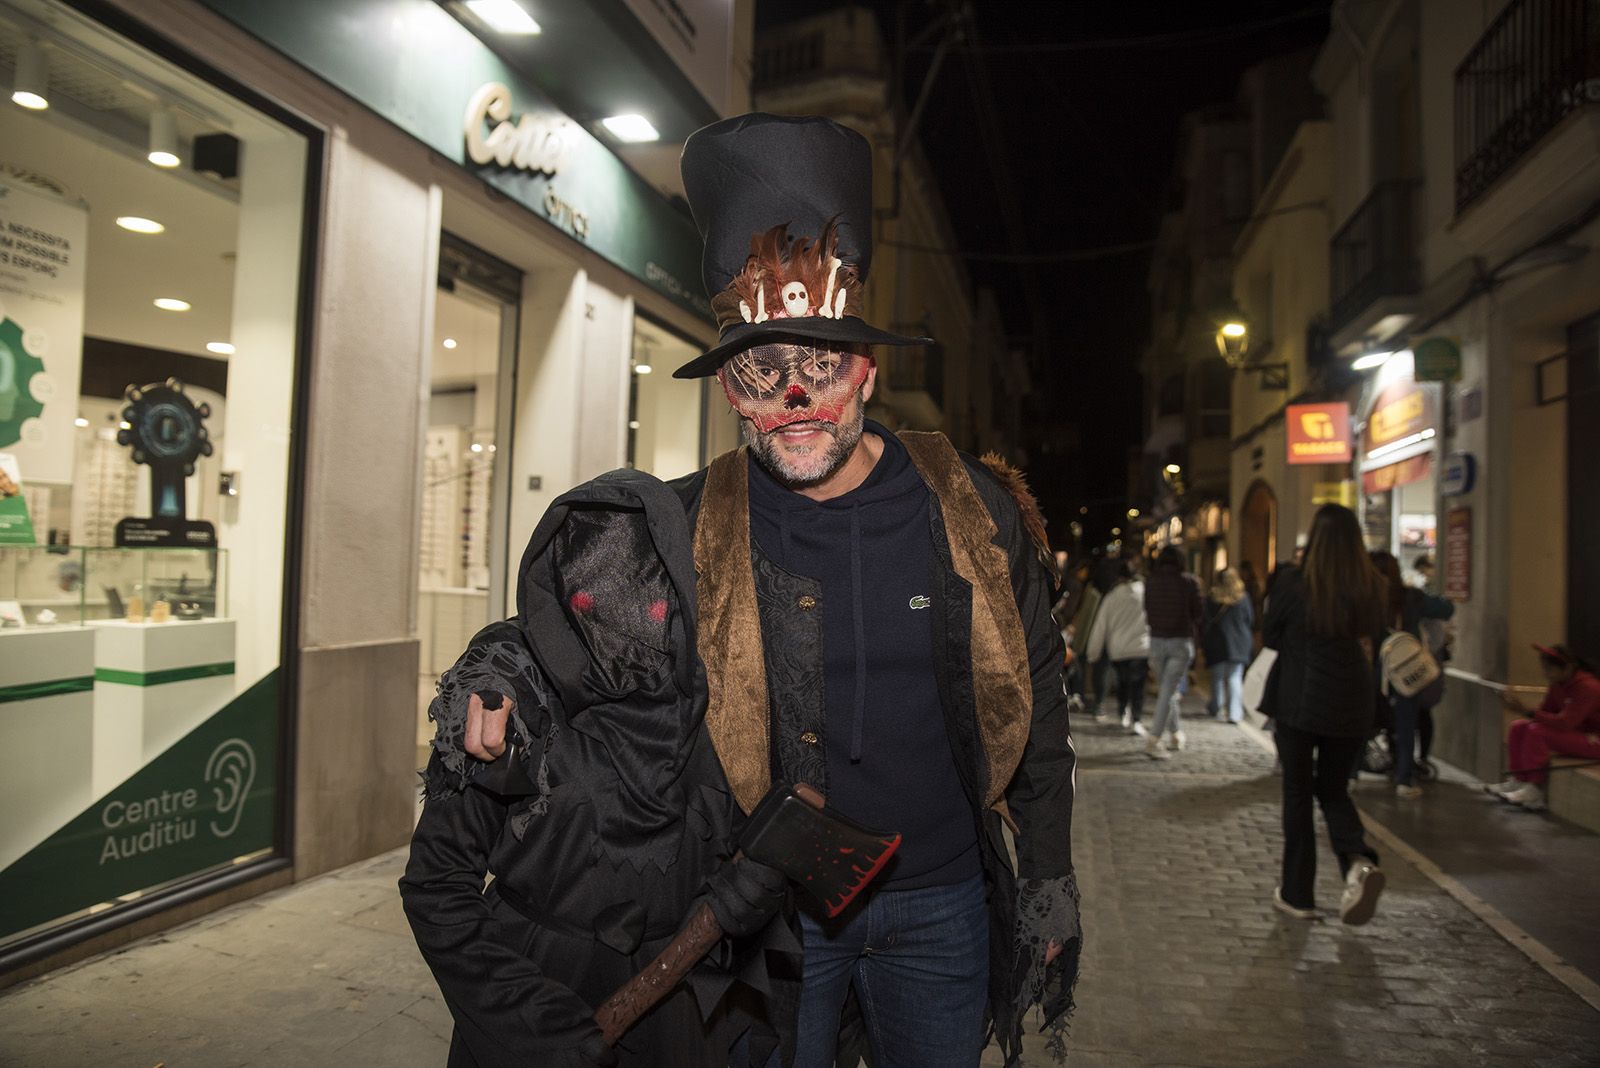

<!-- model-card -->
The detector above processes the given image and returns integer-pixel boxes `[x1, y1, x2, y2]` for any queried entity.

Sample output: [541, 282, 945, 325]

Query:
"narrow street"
[6, 698, 1599, 1067]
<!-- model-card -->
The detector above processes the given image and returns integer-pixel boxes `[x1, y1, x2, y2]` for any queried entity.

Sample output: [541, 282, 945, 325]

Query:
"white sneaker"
[1130, 720, 1148, 738]
[1145, 736, 1171, 761]
[1483, 777, 1521, 798]
[1395, 783, 1423, 801]
[1339, 859, 1385, 925]
[1505, 782, 1547, 811]
[1120, 709, 1132, 730]
[1093, 709, 1111, 724]
[1169, 730, 1186, 751]
[1272, 887, 1317, 920]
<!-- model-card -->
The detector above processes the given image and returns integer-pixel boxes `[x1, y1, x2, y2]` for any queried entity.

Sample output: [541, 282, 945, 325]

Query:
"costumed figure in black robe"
[400, 470, 797, 1067]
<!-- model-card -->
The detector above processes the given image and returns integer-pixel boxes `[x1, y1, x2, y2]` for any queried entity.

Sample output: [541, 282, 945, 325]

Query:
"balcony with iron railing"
[1455, 0, 1600, 213]
[1327, 180, 1421, 341]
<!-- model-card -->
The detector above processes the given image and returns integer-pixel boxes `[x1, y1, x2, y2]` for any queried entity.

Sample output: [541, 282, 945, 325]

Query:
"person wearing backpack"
[1261, 504, 1388, 925]
[1371, 552, 1455, 799]
[1203, 569, 1255, 724]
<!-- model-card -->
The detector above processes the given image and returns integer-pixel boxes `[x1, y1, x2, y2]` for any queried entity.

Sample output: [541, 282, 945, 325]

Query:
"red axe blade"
[738, 783, 902, 917]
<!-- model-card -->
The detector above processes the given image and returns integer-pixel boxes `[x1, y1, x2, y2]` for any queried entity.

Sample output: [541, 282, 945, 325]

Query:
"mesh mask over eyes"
[552, 508, 672, 694]
[718, 344, 871, 433]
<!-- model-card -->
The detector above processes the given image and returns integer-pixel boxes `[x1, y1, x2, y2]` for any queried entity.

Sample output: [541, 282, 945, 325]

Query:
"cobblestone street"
[1001, 708, 1600, 1066]
[5, 706, 1600, 1067]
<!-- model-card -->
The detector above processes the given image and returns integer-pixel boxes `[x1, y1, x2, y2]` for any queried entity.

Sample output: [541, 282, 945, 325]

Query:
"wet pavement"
[5, 698, 1600, 1067]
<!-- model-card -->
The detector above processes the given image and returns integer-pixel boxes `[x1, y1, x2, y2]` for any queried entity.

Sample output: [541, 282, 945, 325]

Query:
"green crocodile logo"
[909, 595, 932, 610]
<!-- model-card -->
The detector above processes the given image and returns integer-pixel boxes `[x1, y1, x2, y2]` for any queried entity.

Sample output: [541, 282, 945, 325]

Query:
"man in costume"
[462, 113, 1080, 1067]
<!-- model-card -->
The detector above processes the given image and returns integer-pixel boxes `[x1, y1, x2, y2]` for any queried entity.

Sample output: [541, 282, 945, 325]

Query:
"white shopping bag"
[1241, 647, 1278, 714]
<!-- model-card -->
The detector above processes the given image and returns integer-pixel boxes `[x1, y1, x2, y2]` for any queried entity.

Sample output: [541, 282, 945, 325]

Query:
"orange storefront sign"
[1362, 452, 1433, 494]
[1286, 403, 1352, 465]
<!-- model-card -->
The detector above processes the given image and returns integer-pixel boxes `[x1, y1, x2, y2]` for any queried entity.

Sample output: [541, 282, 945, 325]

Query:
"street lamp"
[1214, 301, 1250, 368]
[1127, 508, 1139, 519]
[1164, 463, 1181, 476]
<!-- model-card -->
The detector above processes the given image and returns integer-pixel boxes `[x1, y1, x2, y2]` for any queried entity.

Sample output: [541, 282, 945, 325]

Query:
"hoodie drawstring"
[849, 504, 866, 763]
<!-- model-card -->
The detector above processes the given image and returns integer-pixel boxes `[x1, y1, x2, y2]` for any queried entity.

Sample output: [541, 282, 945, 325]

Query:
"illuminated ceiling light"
[602, 114, 660, 144]
[1351, 347, 1401, 372]
[466, 0, 542, 34]
[74, 417, 89, 427]
[153, 297, 191, 311]
[206, 341, 236, 355]
[633, 362, 653, 375]
[11, 41, 48, 110]
[116, 215, 165, 234]
[148, 109, 181, 168]
[442, 337, 458, 349]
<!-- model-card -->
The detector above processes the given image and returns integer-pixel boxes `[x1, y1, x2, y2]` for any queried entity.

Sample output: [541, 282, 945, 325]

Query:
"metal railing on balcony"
[1455, 0, 1600, 213]
[753, 34, 883, 90]
[1328, 180, 1421, 336]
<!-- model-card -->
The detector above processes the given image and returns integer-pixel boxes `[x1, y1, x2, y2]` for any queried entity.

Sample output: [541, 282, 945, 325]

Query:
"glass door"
[416, 234, 520, 767]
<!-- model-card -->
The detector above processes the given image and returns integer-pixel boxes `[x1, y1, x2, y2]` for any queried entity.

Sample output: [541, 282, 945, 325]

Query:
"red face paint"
[720, 344, 871, 433]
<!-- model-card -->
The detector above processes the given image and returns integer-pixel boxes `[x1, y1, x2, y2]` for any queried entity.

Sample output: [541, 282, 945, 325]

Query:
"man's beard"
[741, 395, 866, 489]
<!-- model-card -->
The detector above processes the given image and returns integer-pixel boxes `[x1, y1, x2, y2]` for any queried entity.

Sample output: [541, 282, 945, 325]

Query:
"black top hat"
[672, 113, 930, 379]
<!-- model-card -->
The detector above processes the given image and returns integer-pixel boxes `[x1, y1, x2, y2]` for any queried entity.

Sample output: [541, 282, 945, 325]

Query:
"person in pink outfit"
[1487, 644, 1600, 811]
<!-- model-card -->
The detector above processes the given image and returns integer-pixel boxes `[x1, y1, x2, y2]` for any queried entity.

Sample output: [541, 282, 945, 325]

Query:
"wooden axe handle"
[592, 895, 725, 1046]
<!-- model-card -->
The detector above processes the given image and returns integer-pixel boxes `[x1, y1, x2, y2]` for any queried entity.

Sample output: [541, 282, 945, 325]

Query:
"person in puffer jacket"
[1085, 560, 1151, 736]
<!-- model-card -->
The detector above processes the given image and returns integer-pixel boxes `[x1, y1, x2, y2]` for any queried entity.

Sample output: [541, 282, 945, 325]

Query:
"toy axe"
[593, 782, 901, 1046]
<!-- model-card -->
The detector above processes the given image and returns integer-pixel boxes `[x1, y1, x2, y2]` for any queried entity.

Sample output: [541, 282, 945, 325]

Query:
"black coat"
[1261, 569, 1384, 738]
[401, 471, 789, 1068]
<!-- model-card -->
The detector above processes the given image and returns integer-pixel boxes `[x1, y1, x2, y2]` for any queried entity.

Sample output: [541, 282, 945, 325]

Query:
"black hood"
[514, 468, 706, 872]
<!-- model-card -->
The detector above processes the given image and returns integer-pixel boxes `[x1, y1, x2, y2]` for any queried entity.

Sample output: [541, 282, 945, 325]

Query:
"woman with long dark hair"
[1261, 504, 1387, 924]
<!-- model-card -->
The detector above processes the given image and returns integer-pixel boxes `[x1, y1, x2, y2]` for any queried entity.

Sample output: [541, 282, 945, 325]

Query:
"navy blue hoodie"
[746, 422, 979, 890]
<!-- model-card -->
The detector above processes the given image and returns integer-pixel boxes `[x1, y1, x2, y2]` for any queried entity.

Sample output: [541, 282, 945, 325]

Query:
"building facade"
[1221, 0, 1597, 821]
[0, 0, 752, 979]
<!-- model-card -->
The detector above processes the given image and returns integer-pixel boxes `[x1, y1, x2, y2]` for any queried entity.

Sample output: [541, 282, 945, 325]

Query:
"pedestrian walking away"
[458, 113, 1080, 1068]
[1260, 504, 1388, 926]
[1487, 643, 1600, 812]
[1144, 545, 1203, 757]
[1085, 560, 1151, 741]
[1203, 568, 1255, 724]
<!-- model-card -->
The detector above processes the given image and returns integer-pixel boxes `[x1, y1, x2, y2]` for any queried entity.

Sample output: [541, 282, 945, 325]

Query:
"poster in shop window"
[0, 172, 87, 485]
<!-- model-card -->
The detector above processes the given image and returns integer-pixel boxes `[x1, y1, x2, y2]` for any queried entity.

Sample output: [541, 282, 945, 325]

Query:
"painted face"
[719, 343, 872, 433]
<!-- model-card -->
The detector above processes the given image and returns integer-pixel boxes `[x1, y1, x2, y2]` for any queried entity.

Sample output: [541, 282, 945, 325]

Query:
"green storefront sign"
[1413, 336, 1462, 383]
[0, 672, 279, 942]
[196, 0, 711, 321]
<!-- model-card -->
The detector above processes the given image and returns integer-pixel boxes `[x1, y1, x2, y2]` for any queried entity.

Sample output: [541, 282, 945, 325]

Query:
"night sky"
[754, 0, 1332, 542]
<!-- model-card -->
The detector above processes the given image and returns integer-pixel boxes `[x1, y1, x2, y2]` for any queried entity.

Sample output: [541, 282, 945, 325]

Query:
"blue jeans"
[1210, 659, 1244, 722]
[1149, 637, 1194, 738]
[793, 873, 989, 1068]
[1392, 692, 1420, 786]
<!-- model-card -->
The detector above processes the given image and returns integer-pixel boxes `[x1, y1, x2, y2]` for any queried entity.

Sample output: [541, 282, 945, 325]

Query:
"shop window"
[627, 315, 705, 479]
[0, 0, 310, 950]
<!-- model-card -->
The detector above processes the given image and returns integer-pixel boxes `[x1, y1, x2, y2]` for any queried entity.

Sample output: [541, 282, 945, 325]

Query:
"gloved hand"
[542, 1032, 619, 1068]
[701, 856, 787, 937]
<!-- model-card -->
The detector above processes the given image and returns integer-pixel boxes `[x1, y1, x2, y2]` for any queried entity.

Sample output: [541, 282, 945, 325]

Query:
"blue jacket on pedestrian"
[1203, 596, 1254, 666]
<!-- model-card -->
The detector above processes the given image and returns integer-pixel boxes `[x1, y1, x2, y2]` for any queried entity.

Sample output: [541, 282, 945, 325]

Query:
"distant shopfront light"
[148, 109, 181, 168]
[1352, 347, 1403, 372]
[11, 40, 49, 110]
[153, 297, 191, 311]
[206, 341, 236, 355]
[115, 215, 165, 234]
[465, 0, 541, 35]
[602, 114, 660, 144]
